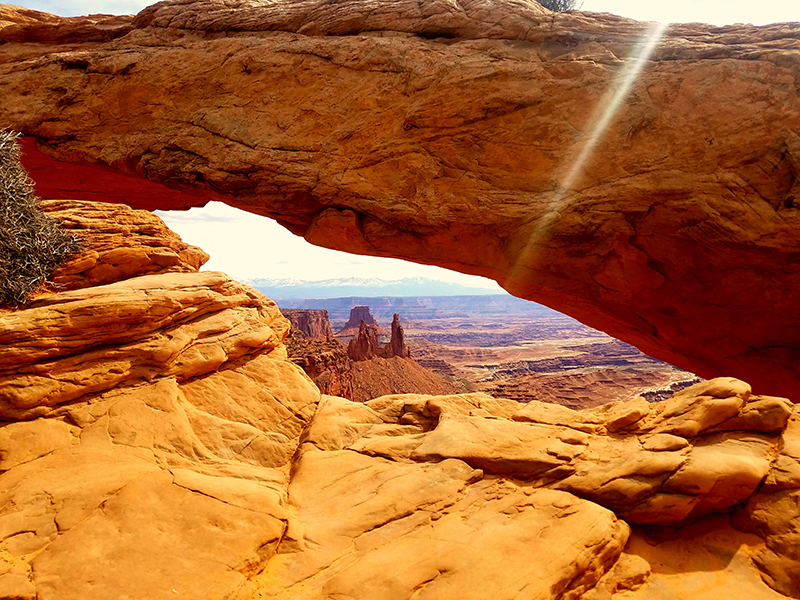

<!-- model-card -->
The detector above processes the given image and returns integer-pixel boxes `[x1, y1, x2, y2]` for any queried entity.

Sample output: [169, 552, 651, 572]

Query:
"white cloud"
[579, 0, 797, 26]
[18, 0, 151, 16]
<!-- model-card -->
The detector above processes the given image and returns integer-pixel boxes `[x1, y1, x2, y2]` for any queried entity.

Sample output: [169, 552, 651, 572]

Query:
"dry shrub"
[0, 131, 80, 305]
[539, 0, 583, 11]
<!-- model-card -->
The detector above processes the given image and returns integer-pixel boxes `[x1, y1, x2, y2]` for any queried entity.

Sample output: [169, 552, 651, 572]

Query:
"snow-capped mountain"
[243, 276, 504, 299]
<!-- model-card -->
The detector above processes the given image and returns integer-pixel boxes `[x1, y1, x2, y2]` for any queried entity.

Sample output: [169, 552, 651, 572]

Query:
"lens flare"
[505, 21, 669, 291]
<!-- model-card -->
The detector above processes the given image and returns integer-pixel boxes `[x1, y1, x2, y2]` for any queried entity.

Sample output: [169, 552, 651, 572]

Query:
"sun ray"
[504, 21, 669, 294]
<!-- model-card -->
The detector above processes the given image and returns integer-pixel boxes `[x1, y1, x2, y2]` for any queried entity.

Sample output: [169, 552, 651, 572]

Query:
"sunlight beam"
[505, 21, 669, 292]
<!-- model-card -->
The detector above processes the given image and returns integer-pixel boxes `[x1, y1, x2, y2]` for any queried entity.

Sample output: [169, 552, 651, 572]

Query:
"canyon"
[279, 297, 699, 409]
[0, 0, 798, 396]
[285, 306, 468, 402]
[0, 1, 799, 599]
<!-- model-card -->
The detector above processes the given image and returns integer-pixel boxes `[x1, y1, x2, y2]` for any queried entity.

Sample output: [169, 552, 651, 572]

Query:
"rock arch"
[1, 0, 799, 397]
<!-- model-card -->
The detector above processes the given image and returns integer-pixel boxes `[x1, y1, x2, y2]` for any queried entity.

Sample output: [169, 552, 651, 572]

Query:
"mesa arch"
[1, 0, 799, 398]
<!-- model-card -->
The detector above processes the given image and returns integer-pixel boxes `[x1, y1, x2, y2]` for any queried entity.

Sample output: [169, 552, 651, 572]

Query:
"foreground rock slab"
[261, 449, 628, 600]
[0, 0, 799, 397]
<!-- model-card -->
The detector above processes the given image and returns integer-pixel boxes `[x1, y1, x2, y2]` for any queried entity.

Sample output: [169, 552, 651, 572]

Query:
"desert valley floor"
[276, 294, 700, 408]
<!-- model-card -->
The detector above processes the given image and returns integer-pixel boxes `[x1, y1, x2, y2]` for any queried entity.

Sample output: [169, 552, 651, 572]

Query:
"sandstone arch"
[1, 0, 798, 397]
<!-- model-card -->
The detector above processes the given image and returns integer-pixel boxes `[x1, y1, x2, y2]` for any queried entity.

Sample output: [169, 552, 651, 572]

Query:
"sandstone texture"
[281, 381, 799, 599]
[1, 198, 799, 599]
[39, 199, 208, 292]
[286, 335, 354, 398]
[282, 309, 334, 339]
[0, 200, 320, 599]
[0, 0, 799, 397]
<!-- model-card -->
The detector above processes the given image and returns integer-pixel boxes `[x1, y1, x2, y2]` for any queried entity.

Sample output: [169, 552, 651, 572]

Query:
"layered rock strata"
[0, 1, 798, 396]
[39, 199, 208, 292]
[0, 200, 320, 599]
[282, 309, 334, 340]
[286, 335, 354, 398]
[0, 199, 798, 599]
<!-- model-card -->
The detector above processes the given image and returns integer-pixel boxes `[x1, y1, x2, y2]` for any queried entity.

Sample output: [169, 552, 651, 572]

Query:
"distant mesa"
[337, 305, 388, 337]
[282, 309, 334, 340]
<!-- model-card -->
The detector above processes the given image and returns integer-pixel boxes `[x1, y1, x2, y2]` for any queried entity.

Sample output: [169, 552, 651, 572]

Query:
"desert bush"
[539, 0, 583, 11]
[0, 130, 80, 305]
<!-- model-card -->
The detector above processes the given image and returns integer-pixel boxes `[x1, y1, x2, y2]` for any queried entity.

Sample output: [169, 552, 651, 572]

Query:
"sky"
[14, 0, 799, 284]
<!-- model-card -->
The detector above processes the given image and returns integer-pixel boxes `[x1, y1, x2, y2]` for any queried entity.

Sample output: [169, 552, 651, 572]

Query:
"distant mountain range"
[244, 277, 505, 299]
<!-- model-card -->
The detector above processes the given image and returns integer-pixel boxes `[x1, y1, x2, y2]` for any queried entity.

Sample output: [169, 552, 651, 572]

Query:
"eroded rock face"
[39, 199, 209, 291]
[1, 198, 798, 599]
[347, 319, 382, 361]
[0, 200, 320, 599]
[0, 1, 798, 397]
[287, 335, 354, 398]
[282, 309, 334, 339]
[336, 305, 385, 337]
[290, 384, 799, 598]
[347, 313, 410, 361]
[388, 313, 411, 359]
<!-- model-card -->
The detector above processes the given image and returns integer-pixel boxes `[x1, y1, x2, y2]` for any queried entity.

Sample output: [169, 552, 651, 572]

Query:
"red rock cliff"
[347, 313, 410, 361]
[282, 309, 334, 339]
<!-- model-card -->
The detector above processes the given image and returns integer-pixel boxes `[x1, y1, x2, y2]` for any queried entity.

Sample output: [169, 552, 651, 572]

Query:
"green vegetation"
[0, 130, 80, 305]
[539, 0, 583, 11]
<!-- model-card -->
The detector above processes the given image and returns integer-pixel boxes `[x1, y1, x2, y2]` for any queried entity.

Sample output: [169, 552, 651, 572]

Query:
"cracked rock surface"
[1, 200, 798, 599]
[0, 1, 799, 398]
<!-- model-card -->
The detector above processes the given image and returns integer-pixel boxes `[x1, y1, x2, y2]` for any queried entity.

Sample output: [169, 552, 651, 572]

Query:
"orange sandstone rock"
[0, 200, 319, 599]
[40, 199, 208, 291]
[0, 198, 799, 599]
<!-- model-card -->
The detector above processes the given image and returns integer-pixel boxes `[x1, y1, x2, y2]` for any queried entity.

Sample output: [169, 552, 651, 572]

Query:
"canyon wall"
[0, 1, 798, 397]
[282, 309, 334, 339]
[286, 336, 354, 398]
